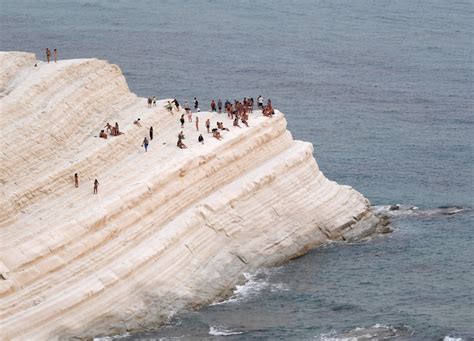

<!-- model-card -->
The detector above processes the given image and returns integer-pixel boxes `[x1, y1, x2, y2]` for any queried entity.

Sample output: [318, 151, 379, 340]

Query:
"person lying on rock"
[133, 118, 142, 127]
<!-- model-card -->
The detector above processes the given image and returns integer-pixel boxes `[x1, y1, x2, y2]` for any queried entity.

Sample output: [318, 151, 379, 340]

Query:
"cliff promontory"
[0, 51, 379, 340]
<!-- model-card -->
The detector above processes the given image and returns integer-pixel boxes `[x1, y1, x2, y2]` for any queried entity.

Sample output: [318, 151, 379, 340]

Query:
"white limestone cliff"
[0, 51, 380, 340]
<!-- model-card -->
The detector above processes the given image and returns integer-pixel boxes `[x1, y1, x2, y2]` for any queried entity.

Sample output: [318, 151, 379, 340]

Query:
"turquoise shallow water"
[1, 0, 473, 339]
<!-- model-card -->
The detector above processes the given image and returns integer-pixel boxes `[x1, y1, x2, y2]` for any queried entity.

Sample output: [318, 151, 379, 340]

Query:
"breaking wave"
[317, 324, 413, 340]
[211, 269, 289, 305]
[372, 204, 469, 217]
[209, 326, 243, 336]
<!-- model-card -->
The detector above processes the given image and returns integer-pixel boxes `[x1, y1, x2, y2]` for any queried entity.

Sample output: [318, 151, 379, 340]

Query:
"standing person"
[93, 179, 99, 194]
[46, 48, 51, 63]
[198, 134, 204, 144]
[149, 126, 153, 140]
[195, 116, 199, 131]
[184, 100, 190, 114]
[257, 95, 263, 109]
[250, 97, 254, 113]
[53, 48, 58, 63]
[172, 98, 180, 111]
[142, 137, 149, 152]
[180, 114, 185, 128]
[217, 99, 222, 113]
[205, 118, 210, 134]
[74, 173, 79, 188]
[211, 100, 216, 112]
[187, 107, 192, 123]
[193, 97, 199, 110]
[147, 97, 152, 108]
[152, 96, 157, 107]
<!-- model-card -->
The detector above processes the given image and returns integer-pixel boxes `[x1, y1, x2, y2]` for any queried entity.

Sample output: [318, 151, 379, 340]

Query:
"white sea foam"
[211, 269, 288, 305]
[372, 204, 466, 217]
[443, 336, 463, 341]
[317, 324, 413, 340]
[209, 326, 243, 336]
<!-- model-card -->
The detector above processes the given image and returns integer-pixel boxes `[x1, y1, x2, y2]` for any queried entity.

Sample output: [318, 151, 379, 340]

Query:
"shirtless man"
[46, 48, 51, 63]
[104, 122, 113, 134]
[53, 48, 58, 63]
[99, 130, 108, 139]
[195, 116, 199, 131]
[147, 97, 152, 108]
[133, 118, 142, 127]
[205, 118, 210, 133]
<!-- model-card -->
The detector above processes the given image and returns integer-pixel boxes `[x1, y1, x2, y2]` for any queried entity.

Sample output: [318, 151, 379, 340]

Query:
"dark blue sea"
[1, 0, 473, 339]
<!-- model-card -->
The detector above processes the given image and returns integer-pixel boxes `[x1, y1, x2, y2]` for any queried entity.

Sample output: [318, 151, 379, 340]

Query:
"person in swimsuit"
[46, 48, 51, 63]
[195, 116, 199, 131]
[133, 118, 142, 127]
[180, 114, 185, 128]
[205, 118, 210, 133]
[152, 96, 157, 107]
[104, 122, 112, 134]
[74, 173, 79, 188]
[193, 97, 199, 110]
[93, 179, 99, 194]
[211, 100, 216, 112]
[53, 48, 58, 63]
[99, 130, 108, 139]
[147, 97, 152, 108]
[217, 99, 222, 113]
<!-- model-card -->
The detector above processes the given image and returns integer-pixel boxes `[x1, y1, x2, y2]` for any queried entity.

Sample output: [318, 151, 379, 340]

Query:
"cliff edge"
[0, 51, 380, 340]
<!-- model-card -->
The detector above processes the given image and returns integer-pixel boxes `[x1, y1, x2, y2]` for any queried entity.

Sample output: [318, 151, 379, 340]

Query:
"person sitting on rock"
[217, 122, 229, 131]
[165, 101, 173, 112]
[198, 134, 204, 145]
[177, 137, 187, 149]
[133, 118, 142, 127]
[178, 131, 185, 140]
[233, 117, 241, 128]
[212, 128, 222, 140]
[99, 130, 108, 139]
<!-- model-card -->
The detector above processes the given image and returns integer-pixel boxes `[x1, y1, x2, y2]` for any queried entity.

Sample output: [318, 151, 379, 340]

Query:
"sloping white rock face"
[0, 52, 379, 340]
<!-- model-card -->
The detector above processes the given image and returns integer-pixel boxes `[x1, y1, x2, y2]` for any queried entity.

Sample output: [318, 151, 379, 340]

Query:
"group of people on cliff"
[84, 94, 274, 194]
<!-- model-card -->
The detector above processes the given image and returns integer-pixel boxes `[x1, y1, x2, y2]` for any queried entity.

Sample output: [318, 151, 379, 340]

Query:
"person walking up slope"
[142, 137, 149, 152]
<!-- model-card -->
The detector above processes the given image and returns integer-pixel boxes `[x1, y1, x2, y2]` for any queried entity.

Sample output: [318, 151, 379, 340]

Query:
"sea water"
[1, 0, 472, 339]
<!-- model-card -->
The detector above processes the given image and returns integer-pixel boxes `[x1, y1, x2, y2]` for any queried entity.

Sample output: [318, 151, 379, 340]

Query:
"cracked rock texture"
[0, 51, 379, 340]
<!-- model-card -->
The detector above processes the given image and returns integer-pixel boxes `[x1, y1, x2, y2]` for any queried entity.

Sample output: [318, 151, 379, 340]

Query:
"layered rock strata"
[0, 52, 379, 340]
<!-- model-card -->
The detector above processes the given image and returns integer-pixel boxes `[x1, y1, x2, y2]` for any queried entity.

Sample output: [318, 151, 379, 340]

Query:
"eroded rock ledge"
[0, 52, 380, 340]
